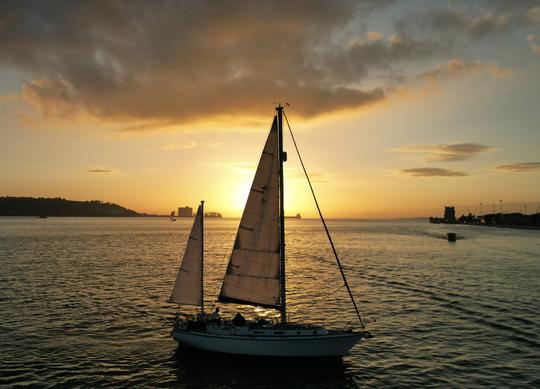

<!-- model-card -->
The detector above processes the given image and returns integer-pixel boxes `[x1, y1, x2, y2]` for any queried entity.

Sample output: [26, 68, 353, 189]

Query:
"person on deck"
[208, 307, 220, 323]
[232, 312, 246, 326]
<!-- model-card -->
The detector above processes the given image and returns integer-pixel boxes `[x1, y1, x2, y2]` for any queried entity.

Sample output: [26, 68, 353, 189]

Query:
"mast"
[200, 200, 204, 316]
[277, 104, 286, 323]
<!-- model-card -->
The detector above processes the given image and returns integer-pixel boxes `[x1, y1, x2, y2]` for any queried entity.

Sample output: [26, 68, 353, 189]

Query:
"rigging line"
[283, 110, 366, 329]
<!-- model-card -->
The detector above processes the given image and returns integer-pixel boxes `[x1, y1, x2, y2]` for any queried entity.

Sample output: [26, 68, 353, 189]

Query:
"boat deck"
[175, 318, 362, 338]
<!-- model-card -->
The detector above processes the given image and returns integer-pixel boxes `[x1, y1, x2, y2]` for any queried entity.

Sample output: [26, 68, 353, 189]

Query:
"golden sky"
[1, 1, 539, 217]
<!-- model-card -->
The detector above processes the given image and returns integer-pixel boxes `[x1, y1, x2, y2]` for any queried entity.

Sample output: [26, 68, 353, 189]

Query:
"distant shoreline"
[0, 215, 431, 221]
[0, 214, 167, 218]
[0, 196, 144, 217]
[2, 216, 540, 229]
[429, 210, 540, 231]
[0, 197, 433, 219]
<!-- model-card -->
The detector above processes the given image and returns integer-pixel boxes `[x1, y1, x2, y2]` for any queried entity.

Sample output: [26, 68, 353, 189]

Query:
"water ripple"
[1, 217, 539, 387]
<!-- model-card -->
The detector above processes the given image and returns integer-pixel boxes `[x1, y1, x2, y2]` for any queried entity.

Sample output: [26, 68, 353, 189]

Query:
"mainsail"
[169, 205, 203, 306]
[218, 117, 281, 308]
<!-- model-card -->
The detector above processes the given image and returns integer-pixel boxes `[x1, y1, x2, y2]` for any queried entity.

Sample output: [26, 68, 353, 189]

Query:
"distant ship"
[204, 212, 222, 218]
[285, 213, 301, 219]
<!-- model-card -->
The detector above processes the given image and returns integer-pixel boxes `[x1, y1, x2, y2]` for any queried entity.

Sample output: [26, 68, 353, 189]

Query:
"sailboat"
[169, 105, 371, 357]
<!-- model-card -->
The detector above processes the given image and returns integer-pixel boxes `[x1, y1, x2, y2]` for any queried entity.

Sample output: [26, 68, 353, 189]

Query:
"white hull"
[172, 328, 364, 357]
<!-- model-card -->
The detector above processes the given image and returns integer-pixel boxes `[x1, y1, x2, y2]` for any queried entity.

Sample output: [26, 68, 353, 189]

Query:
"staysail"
[169, 205, 203, 306]
[218, 117, 281, 308]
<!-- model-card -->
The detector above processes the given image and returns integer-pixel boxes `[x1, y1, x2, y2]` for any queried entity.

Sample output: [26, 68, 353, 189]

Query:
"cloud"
[0, 93, 19, 103]
[23, 78, 80, 119]
[326, 34, 441, 85]
[527, 34, 540, 54]
[414, 8, 509, 39]
[0, 1, 391, 127]
[162, 142, 198, 151]
[86, 168, 117, 174]
[392, 142, 495, 162]
[397, 3, 540, 41]
[399, 168, 467, 177]
[420, 59, 512, 83]
[493, 162, 540, 173]
[528, 6, 540, 23]
[289, 170, 328, 183]
[0, 1, 529, 129]
[162, 141, 222, 151]
[208, 161, 257, 176]
[366, 31, 384, 41]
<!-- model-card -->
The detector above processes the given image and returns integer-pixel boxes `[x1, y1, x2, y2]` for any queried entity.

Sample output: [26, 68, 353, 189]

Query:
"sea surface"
[1, 217, 539, 388]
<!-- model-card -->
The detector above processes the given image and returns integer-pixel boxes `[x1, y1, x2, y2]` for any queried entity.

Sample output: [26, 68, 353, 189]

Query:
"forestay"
[169, 205, 203, 305]
[218, 117, 281, 308]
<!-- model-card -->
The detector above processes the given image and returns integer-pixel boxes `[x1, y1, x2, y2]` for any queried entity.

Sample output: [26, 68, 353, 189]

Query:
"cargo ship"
[285, 213, 301, 219]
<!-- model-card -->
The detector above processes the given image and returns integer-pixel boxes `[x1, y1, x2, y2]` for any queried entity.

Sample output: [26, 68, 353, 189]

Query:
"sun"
[227, 177, 252, 216]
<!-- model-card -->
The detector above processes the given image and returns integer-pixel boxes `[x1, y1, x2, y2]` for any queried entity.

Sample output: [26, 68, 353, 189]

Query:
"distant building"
[444, 206, 456, 224]
[178, 206, 193, 217]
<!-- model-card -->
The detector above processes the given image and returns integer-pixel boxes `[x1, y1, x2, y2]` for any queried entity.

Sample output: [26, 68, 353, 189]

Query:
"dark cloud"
[0, 0, 529, 128]
[0, 0, 392, 127]
[397, 2, 540, 40]
[87, 168, 117, 174]
[419, 59, 511, 83]
[493, 162, 540, 173]
[419, 8, 509, 39]
[393, 142, 495, 162]
[322, 35, 441, 84]
[400, 168, 467, 177]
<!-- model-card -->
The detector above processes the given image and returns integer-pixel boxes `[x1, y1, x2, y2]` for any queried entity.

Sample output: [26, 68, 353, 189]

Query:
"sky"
[1, 0, 539, 218]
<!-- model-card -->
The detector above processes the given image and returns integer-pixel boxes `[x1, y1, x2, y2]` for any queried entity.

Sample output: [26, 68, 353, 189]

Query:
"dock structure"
[429, 205, 540, 229]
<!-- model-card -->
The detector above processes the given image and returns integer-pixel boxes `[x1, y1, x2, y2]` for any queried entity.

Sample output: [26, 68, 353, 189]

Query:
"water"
[1, 217, 539, 387]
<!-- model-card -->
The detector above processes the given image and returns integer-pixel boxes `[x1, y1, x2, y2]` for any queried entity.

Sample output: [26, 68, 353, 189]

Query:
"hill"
[0, 197, 142, 217]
